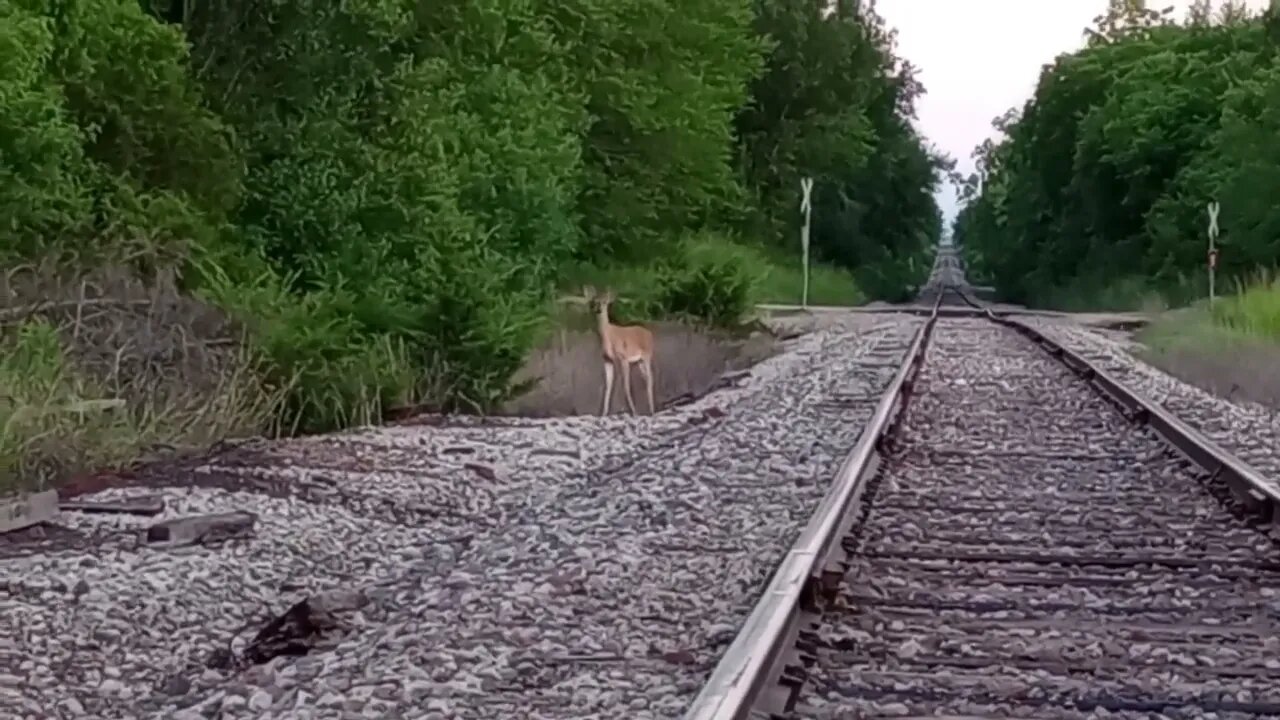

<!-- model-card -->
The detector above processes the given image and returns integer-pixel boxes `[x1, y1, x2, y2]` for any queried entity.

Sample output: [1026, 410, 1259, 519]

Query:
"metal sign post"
[800, 177, 814, 309]
[1207, 201, 1220, 306]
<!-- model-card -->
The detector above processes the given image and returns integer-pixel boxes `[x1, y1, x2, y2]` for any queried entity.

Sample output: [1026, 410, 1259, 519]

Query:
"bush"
[705, 236, 864, 306]
[653, 235, 760, 329]
[1, 264, 276, 493]
[1212, 270, 1280, 340]
[0, 1, 92, 262]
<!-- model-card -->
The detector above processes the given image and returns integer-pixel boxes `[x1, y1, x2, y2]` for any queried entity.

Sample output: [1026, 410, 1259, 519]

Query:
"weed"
[0, 263, 279, 494]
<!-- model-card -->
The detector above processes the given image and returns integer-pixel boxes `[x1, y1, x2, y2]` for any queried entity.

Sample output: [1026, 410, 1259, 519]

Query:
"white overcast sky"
[874, 0, 1269, 225]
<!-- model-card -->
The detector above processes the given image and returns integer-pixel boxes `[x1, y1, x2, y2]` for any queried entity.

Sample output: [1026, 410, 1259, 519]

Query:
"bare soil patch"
[500, 321, 779, 416]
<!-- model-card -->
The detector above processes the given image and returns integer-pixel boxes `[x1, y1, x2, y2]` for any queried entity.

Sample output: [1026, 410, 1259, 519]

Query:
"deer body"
[587, 288, 655, 415]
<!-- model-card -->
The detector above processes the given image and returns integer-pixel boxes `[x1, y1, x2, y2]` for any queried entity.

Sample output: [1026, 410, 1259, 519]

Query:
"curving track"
[688, 247, 1280, 720]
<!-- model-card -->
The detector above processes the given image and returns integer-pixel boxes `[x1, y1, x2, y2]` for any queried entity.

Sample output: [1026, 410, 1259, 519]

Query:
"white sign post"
[800, 177, 814, 309]
[1207, 201, 1220, 306]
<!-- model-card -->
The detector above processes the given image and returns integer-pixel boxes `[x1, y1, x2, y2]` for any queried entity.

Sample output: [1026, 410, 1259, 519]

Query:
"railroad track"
[687, 248, 1280, 719]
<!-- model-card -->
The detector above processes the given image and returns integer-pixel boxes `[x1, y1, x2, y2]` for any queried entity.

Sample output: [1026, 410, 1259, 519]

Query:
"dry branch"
[61, 494, 165, 516]
[0, 298, 152, 325]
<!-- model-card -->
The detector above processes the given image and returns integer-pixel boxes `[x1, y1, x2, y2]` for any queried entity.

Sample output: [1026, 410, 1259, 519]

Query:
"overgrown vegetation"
[1, 265, 276, 492]
[1136, 295, 1280, 410]
[1, 0, 944, 488]
[1212, 270, 1280, 340]
[953, 0, 1280, 328]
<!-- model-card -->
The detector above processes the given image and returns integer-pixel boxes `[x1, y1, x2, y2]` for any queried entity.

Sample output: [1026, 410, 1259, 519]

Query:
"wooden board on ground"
[145, 511, 256, 547]
[61, 494, 166, 516]
[0, 490, 60, 534]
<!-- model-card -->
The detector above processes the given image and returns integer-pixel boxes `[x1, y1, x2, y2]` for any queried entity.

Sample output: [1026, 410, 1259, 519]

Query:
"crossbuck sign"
[1207, 201, 1220, 304]
[800, 178, 814, 308]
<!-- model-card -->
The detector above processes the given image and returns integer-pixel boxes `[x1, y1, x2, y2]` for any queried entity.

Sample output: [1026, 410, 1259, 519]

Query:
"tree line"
[1, 0, 944, 432]
[953, 0, 1280, 309]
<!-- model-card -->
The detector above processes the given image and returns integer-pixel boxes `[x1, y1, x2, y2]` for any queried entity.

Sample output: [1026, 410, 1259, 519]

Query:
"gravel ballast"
[1022, 316, 1279, 482]
[796, 317, 1280, 720]
[1, 313, 923, 720]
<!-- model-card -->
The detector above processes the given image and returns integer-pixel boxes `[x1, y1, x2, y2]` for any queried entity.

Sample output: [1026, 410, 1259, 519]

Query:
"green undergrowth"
[1133, 273, 1280, 409]
[0, 317, 276, 494]
[1033, 268, 1279, 342]
[1031, 273, 1206, 313]
[561, 233, 864, 325]
[1210, 270, 1280, 340]
[1131, 272, 1279, 375]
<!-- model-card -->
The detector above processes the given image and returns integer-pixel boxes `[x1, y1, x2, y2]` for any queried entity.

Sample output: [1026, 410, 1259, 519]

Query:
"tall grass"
[1, 320, 278, 494]
[1, 263, 284, 495]
[1211, 269, 1280, 340]
[1134, 271, 1280, 410]
[562, 234, 864, 312]
[1035, 273, 1206, 313]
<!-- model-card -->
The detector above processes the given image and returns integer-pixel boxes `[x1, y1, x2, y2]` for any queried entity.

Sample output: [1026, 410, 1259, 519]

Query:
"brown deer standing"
[584, 286, 655, 415]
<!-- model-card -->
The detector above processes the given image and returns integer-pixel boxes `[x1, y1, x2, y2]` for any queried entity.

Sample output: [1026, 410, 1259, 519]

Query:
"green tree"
[955, 4, 1277, 309]
[735, 0, 943, 300]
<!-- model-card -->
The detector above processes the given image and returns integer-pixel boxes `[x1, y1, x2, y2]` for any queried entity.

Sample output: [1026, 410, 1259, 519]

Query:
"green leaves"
[735, 1, 942, 300]
[652, 234, 762, 328]
[4, 0, 946, 433]
[956, 8, 1279, 310]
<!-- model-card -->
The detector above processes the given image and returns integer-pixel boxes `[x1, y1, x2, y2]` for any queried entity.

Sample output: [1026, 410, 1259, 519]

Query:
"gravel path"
[795, 317, 1280, 719]
[1, 312, 923, 720]
[1022, 317, 1280, 482]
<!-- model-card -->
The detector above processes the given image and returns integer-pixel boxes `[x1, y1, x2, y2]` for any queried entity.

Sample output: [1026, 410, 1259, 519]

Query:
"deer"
[584, 286, 655, 416]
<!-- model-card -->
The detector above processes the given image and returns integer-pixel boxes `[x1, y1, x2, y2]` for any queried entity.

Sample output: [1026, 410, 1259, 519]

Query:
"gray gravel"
[0, 312, 923, 720]
[794, 317, 1280, 720]
[1022, 316, 1280, 482]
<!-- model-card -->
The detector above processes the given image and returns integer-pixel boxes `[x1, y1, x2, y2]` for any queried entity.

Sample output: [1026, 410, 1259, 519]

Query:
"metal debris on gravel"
[1024, 316, 1280, 483]
[793, 317, 1280, 720]
[1, 312, 923, 720]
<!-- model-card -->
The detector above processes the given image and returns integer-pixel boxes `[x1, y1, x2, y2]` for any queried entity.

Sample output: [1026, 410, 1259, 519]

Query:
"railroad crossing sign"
[800, 177, 814, 308]
[1207, 201, 1220, 304]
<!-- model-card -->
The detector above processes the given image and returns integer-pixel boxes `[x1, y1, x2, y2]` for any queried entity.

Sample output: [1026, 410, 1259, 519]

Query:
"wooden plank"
[0, 489, 60, 534]
[144, 511, 256, 547]
[61, 494, 165, 516]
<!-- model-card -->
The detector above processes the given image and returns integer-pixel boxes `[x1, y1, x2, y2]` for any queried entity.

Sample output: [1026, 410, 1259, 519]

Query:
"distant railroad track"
[686, 247, 1280, 719]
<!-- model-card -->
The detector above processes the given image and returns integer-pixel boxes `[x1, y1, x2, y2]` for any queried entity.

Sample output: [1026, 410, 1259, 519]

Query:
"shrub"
[653, 235, 760, 329]
[0, 1, 93, 262]
[1212, 270, 1280, 341]
[192, 255, 417, 434]
[1, 263, 276, 492]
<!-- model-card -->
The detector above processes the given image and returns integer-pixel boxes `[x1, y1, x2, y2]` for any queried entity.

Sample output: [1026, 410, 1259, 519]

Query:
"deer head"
[583, 286, 616, 313]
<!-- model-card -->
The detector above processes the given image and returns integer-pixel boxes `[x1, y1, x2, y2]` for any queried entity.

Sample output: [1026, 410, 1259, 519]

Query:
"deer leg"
[620, 360, 638, 415]
[601, 362, 615, 416]
[638, 357, 655, 415]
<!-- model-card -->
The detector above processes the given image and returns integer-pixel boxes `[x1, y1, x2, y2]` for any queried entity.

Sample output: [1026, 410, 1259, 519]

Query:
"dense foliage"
[954, 0, 1280, 309]
[1, 0, 943, 432]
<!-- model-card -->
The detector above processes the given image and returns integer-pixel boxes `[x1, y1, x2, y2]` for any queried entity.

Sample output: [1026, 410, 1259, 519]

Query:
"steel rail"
[951, 286, 1280, 522]
[682, 295, 943, 720]
[684, 260, 1279, 719]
